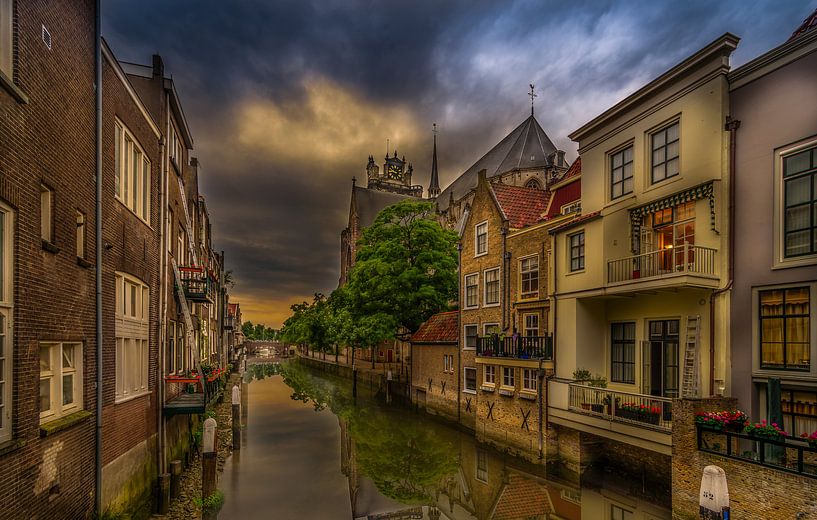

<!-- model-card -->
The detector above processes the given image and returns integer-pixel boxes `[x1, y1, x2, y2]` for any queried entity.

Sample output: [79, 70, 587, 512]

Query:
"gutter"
[501, 226, 509, 332]
[457, 242, 462, 423]
[156, 132, 166, 479]
[94, 1, 103, 513]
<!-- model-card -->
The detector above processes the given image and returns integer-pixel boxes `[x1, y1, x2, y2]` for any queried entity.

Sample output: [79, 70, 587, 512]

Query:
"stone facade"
[411, 342, 460, 421]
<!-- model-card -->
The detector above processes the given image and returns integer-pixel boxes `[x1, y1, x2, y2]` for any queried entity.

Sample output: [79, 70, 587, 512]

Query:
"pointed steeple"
[428, 123, 441, 199]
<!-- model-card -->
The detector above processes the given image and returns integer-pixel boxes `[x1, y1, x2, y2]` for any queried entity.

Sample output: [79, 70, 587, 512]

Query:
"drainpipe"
[93, 1, 103, 514]
[501, 226, 508, 332]
[709, 117, 740, 396]
[457, 242, 462, 422]
[156, 133, 166, 480]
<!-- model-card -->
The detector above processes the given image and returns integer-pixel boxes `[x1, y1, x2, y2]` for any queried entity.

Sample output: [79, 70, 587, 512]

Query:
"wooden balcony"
[178, 266, 216, 303]
[606, 244, 718, 291]
[162, 369, 225, 415]
[476, 334, 553, 360]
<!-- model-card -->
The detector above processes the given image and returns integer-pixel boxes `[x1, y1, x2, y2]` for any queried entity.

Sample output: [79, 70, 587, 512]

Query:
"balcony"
[162, 368, 225, 416]
[179, 266, 216, 303]
[606, 244, 718, 290]
[477, 334, 553, 361]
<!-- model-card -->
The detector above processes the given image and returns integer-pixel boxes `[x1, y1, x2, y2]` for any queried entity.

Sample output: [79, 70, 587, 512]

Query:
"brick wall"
[672, 397, 817, 519]
[411, 343, 459, 420]
[0, 1, 98, 518]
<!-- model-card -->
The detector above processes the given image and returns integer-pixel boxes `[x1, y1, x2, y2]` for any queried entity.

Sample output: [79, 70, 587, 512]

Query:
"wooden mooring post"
[202, 417, 218, 500]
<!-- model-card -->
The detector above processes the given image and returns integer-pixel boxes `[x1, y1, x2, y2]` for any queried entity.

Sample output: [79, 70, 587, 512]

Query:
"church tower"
[428, 123, 441, 199]
[365, 149, 423, 197]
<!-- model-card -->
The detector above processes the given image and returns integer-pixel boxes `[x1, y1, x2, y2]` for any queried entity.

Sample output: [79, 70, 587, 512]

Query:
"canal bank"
[216, 360, 672, 519]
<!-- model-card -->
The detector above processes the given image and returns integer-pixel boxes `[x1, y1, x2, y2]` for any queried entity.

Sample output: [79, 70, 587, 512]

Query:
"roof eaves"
[548, 211, 601, 235]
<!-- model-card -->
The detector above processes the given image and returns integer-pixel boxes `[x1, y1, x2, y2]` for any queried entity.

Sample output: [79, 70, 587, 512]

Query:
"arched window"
[525, 178, 541, 190]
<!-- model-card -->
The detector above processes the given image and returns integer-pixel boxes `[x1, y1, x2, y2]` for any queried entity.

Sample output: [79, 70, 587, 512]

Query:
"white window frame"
[483, 267, 500, 307]
[115, 272, 150, 402]
[522, 368, 537, 392]
[0, 0, 12, 81]
[463, 367, 477, 394]
[523, 313, 539, 337]
[649, 120, 680, 185]
[484, 365, 495, 385]
[0, 203, 13, 442]
[464, 273, 479, 309]
[39, 342, 83, 423]
[114, 119, 151, 225]
[483, 323, 500, 336]
[519, 255, 539, 299]
[502, 366, 515, 388]
[475, 221, 488, 257]
[774, 138, 817, 268]
[463, 324, 478, 350]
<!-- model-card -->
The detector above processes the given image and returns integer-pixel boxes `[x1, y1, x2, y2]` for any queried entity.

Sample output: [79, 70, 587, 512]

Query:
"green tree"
[242, 320, 255, 339]
[345, 200, 458, 341]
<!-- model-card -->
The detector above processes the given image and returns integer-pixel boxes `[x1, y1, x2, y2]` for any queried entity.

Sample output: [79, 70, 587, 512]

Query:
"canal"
[218, 361, 672, 519]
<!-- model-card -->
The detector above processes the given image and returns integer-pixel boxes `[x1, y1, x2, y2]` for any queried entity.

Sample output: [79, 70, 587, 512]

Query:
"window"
[522, 368, 537, 392]
[39, 342, 82, 422]
[525, 178, 541, 189]
[114, 120, 151, 223]
[641, 201, 695, 270]
[520, 256, 538, 299]
[484, 365, 495, 384]
[783, 145, 817, 257]
[115, 272, 150, 401]
[523, 314, 539, 337]
[476, 449, 488, 482]
[464, 367, 477, 392]
[443, 354, 453, 373]
[611, 322, 636, 384]
[760, 287, 810, 371]
[502, 367, 515, 388]
[475, 222, 487, 256]
[170, 126, 183, 170]
[0, 0, 12, 79]
[40, 184, 53, 243]
[464, 273, 479, 309]
[76, 211, 86, 259]
[561, 201, 581, 215]
[484, 323, 500, 336]
[0, 204, 13, 442]
[484, 268, 499, 305]
[610, 145, 634, 199]
[569, 232, 585, 271]
[611, 504, 634, 520]
[177, 227, 185, 265]
[177, 322, 186, 372]
[651, 122, 679, 184]
[464, 325, 478, 349]
[167, 320, 176, 375]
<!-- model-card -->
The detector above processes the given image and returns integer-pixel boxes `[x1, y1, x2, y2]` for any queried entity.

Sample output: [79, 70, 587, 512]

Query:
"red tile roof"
[411, 311, 458, 343]
[562, 156, 581, 180]
[790, 7, 817, 41]
[545, 177, 581, 219]
[227, 303, 238, 316]
[492, 473, 552, 519]
[491, 183, 551, 229]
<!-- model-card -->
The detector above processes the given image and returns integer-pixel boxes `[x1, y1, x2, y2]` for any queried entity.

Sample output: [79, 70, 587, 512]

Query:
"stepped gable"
[437, 115, 558, 210]
[411, 311, 458, 343]
[491, 183, 551, 229]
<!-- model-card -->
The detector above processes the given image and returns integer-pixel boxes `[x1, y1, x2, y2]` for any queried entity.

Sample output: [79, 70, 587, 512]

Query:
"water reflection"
[223, 361, 670, 520]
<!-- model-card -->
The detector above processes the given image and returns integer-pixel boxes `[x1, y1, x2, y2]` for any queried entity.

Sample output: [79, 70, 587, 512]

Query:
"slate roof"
[437, 115, 557, 211]
[492, 473, 552, 520]
[790, 7, 817, 41]
[411, 311, 459, 343]
[353, 186, 415, 228]
[491, 183, 551, 229]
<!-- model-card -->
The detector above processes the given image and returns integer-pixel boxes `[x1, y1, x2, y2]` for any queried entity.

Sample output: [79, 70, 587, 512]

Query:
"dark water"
[218, 361, 671, 519]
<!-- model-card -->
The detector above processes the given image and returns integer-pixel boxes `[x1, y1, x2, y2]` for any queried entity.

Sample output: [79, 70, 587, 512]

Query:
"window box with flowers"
[743, 420, 789, 441]
[801, 430, 817, 449]
[694, 410, 748, 432]
[616, 402, 661, 425]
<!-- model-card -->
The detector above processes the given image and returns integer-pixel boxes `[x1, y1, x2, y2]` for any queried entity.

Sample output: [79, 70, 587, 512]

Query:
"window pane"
[785, 150, 811, 176]
[786, 231, 810, 256]
[115, 124, 121, 197]
[62, 345, 74, 368]
[62, 374, 74, 406]
[653, 148, 665, 164]
[666, 158, 679, 177]
[653, 131, 665, 148]
[786, 176, 811, 206]
[40, 346, 51, 371]
[40, 379, 51, 412]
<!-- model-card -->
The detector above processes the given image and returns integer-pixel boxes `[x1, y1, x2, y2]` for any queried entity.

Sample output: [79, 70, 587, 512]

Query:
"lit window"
[651, 122, 680, 184]
[114, 120, 151, 223]
[520, 256, 538, 299]
[569, 231, 585, 272]
[760, 287, 810, 371]
[503, 367, 515, 387]
[782, 146, 817, 258]
[484, 365, 495, 384]
[610, 145, 634, 198]
[39, 342, 82, 422]
[484, 268, 499, 305]
[115, 272, 150, 401]
[464, 274, 479, 309]
[522, 368, 537, 392]
[40, 184, 53, 243]
[475, 222, 488, 256]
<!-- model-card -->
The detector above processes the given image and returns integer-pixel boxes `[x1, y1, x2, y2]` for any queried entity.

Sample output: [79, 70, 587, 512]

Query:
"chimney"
[152, 54, 164, 78]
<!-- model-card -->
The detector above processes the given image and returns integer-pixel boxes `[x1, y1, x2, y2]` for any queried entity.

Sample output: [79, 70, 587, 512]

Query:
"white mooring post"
[699, 465, 730, 519]
[232, 384, 241, 451]
[202, 417, 218, 500]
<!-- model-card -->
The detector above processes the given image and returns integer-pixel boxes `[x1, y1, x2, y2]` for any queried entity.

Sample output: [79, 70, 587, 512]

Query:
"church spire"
[428, 123, 440, 199]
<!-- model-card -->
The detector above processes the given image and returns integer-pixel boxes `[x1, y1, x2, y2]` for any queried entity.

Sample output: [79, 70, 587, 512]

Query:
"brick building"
[410, 310, 459, 421]
[0, 1, 98, 518]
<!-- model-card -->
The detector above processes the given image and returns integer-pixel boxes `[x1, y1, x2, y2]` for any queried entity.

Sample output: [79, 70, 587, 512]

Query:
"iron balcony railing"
[178, 265, 216, 303]
[607, 243, 717, 284]
[476, 334, 553, 360]
[568, 382, 673, 432]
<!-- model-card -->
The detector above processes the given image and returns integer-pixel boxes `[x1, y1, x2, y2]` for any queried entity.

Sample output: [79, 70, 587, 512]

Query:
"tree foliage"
[241, 320, 278, 340]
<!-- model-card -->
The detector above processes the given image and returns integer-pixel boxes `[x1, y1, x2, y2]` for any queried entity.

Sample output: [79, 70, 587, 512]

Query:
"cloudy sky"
[103, 0, 815, 326]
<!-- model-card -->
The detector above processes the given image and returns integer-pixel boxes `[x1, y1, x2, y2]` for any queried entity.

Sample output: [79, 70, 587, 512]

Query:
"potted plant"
[800, 430, 817, 449]
[573, 369, 593, 410]
[744, 420, 788, 441]
[589, 374, 607, 413]
[695, 410, 748, 432]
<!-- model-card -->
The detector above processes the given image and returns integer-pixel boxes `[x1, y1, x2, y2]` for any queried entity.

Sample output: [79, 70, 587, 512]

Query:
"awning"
[629, 181, 715, 252]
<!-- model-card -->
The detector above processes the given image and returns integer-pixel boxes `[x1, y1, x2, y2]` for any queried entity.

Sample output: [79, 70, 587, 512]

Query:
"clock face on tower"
[387, 163, 402, 180]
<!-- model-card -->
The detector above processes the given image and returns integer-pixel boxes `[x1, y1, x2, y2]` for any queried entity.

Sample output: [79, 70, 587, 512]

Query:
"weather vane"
[528, 84, 537, 116]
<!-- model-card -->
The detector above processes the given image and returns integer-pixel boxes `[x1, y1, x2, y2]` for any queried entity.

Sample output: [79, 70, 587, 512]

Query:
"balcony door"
[642, 319, 680, 398]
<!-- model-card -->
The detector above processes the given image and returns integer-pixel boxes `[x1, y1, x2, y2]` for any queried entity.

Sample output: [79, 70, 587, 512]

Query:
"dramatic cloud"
[103, 0, 815, 325]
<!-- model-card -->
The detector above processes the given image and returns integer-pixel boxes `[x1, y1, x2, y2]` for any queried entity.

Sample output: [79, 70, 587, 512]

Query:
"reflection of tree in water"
[271, 362, 459, 503]
[246, 362, 282, 381]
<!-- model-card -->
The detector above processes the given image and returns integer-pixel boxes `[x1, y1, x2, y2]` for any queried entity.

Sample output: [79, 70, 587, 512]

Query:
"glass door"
[647, 320, 680, 398]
